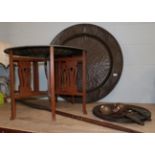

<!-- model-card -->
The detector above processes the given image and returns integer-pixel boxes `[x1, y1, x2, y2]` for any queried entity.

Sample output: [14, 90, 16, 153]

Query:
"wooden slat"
[14, 91, 48, 99]
[55, 110, 142, 133]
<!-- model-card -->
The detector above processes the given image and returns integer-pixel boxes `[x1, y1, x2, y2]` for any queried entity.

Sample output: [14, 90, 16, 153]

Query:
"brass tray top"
[4, 45, 86, 58]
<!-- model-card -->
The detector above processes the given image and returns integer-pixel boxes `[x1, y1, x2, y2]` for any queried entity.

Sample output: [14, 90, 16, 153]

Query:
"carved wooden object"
[9, 56, 48, 120]
[5, 46, 87, 121]
[18, 61, 31, 94]
[56, 57, 80, 95]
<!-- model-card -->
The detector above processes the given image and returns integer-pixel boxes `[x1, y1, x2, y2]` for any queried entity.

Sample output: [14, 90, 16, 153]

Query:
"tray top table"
[4, 45, 87, 121]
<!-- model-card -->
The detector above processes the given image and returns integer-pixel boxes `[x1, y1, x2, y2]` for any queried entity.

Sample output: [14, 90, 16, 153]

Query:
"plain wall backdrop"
[0, 22, 155, 103]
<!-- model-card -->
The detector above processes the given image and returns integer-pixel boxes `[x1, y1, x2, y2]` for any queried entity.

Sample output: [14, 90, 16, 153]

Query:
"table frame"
[8, 46, 87, 121]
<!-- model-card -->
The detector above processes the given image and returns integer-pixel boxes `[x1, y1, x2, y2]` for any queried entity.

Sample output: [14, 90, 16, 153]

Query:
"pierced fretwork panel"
[56, 60, 79, 94]
[18, 61, 32, 94]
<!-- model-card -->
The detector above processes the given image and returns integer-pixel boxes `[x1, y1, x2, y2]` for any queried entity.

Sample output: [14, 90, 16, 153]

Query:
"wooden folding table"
[4, 45, 87, 121]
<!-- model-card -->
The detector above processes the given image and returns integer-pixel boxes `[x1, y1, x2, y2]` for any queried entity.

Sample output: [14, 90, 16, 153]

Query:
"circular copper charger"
[51, 24, 123, 103]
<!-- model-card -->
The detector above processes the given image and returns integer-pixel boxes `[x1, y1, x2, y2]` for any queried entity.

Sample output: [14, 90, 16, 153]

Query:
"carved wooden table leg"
[9, 51, 16, 120]
[33, 61, 39, 93]
[49, 47, 56, 121]
[82, 51, 87, 114]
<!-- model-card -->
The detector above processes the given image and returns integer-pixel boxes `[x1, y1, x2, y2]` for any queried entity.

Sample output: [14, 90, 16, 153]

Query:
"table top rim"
[4, 45, 86, 54]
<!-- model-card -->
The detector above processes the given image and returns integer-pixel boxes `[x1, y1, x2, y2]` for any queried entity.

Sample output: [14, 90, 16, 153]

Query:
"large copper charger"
[51, 24, 123, 103]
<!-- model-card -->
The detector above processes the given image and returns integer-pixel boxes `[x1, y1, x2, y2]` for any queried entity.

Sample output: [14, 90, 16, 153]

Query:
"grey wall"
[4, 22, 78, 46]
[0, 23, 11, 42]
[0, 22, 155, 103]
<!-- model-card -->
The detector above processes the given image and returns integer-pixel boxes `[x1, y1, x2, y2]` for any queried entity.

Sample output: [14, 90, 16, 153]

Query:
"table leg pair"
[9, 53, 48, 120]
[49, 47, 87, 120]
[9, 47, 87, 121]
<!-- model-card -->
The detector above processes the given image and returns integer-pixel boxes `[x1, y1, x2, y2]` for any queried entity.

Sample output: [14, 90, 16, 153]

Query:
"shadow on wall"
[0, 41, 11, 66]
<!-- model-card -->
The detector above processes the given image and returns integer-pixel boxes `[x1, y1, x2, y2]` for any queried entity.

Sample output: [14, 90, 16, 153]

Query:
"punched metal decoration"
[51, 24, 123, 103]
